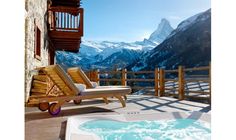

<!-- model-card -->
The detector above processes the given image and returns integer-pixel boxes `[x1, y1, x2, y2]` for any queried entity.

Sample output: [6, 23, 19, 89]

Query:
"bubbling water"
[79, 119, 210, 140]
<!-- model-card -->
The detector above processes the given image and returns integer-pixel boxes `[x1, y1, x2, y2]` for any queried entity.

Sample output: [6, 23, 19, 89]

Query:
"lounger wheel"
[38, 102, 49, 111]
[48, 103, 61, 116]
[73, 99, 82, 105]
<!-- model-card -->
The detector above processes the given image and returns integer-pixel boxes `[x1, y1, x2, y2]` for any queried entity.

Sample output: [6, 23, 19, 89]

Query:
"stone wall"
[25, 0, 50, 102]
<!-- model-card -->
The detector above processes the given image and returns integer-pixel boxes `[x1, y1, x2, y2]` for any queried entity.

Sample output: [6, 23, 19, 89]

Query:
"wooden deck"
[25, 95, 211, 140]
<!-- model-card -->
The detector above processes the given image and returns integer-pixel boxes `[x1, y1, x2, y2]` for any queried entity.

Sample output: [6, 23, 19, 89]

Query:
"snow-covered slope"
[168, 10, 210, 38]
[79, 41, 103, 56]
[96, 41, 144, 60]
[80, 40, 154, 60]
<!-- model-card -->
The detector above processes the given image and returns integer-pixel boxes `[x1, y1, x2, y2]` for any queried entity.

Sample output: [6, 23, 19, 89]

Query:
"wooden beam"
[165, 69, 178, 73]
[184, 66, 210, 72]
[99, 79, 121, 82]
[126, 71, 154, 74]
[154, 68, 159, 96]
[159, 68, 165, 96]
[126, 79, 154, 82]
[178, 66, 185, 100]
[49, 30, 83, 39]
[95, 69, 100, 86]
[121, 69, 127, 86]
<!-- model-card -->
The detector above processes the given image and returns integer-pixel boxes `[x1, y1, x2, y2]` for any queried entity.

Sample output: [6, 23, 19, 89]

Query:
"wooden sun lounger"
[26, 65, 131, 116]
[67, 67, 130, 100]
[67, 67, 130, 88]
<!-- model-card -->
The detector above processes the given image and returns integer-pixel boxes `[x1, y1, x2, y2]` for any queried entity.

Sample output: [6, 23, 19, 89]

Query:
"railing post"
[52, 11, 56, 30]
[114, 68, 118, 85]
[121, 69, 127, 86]
[159, 68, 165, 97]
[79, 8, 84, 35]
[178, 66, 185, 100]
[95, 69, 100, 86]
[154, 68, 159, 96]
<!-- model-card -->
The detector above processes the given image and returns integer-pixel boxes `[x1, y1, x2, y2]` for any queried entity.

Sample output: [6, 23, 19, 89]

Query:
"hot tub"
[66, 112, 211, 140]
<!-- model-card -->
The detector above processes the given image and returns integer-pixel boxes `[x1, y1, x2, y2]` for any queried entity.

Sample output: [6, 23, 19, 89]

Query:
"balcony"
[48, 6, 83, 52]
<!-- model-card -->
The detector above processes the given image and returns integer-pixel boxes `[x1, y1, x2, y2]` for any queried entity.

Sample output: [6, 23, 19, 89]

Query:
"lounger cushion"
[91, 82, 98, 88]
[75, 83, 86, 92]
[95, 86, 130, 89]
[80, 87, 131, 95]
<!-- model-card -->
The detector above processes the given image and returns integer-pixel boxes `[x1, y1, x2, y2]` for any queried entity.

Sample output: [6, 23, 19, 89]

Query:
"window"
[34, 21, 41, 60]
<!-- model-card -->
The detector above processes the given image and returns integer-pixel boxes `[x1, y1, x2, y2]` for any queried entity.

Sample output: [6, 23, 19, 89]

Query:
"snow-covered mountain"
[81, 41, 149, 60]
[148, 18, 174, 44]
[92, 49, 142, 70]
[56, 18, 174, 70]
[129, 9, 211, 71]
[56, 40, 148, 70]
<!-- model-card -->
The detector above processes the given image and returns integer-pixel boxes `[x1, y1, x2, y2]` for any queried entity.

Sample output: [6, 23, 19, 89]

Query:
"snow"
[80, 39, 156, 61]
[168, 10, 210, 38]
[148, 18, 174, 43]
[177, 13, 202, 31]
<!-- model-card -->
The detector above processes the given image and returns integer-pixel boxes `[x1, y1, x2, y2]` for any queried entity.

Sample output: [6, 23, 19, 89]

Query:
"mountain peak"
[148, 18, 174, 44]
[161, 18, 169, 24]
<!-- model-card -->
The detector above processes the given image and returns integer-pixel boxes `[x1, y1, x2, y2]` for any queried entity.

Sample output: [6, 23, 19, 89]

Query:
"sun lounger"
[26, 65, 131, 116]
[67, 67, 130, 100]
[67, 67, 130, 88]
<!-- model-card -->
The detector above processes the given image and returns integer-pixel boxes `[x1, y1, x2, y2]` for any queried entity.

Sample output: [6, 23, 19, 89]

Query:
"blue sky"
[82, 0, 211, 42]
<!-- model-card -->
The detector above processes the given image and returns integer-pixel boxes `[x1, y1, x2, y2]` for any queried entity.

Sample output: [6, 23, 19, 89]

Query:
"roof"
[51, 0, 82, 7]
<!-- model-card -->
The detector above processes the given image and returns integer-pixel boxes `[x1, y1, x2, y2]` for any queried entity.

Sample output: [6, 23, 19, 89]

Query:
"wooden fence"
[86, 63, 211, 102]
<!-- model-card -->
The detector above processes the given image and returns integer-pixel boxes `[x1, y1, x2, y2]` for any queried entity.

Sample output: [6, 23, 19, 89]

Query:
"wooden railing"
[48, 6, 83, 33]
[86, 63, 211, 102]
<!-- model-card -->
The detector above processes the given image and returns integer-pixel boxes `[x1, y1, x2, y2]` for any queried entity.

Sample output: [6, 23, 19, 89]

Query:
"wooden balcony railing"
[48, 6, 83, 34]
[86, 63, 211, 103]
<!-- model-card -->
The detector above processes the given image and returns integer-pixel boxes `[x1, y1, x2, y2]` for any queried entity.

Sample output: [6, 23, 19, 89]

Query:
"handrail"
[126, 79, 154, 82]
[126, 71, 154, 74]
[99, 79, 121, 82]
[184, 66, 209, 72]
[99, 71, 154, 74]
[48, 6, 82, 14]
[165, 69, 178, 73]
[99, 71, 122, 74]
[48, 6, 83, 33]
